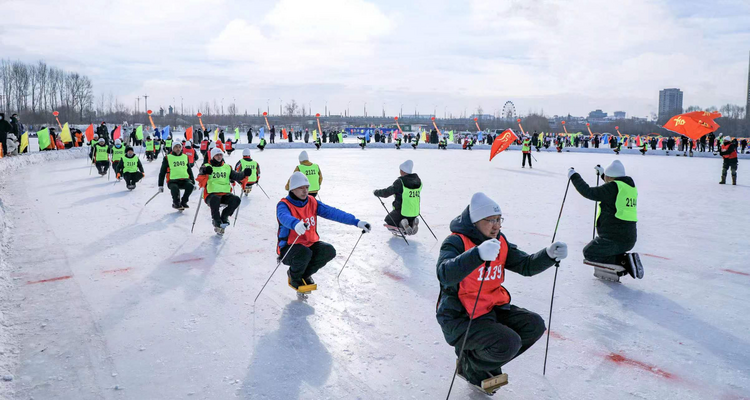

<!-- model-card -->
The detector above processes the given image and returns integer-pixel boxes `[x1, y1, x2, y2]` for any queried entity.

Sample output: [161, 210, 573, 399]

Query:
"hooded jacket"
[435, 206, 556, 345]
[570, 173, 637, 241]
[276, 192, 360, 249]
[374, 173, 422, 212]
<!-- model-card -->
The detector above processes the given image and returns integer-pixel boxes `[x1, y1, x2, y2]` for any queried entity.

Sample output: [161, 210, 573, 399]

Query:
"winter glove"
[203, 165, 213, 175]
[357, 220, 372, 233]
[594, 165, 605, 176]
[158, 186, 164, 193]
[244, 168, 252, 177]
[294, 221, 308, 236]
[477, 239, 501, 262]
[567, 168, 576, 179]
[116, 173, 121, 180]
[546, 242, 568, 261]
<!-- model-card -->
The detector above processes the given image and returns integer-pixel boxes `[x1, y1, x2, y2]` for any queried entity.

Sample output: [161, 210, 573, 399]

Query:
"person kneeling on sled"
[92, 138, 111, 175]
[145, 136, 155, 161]
[568, 160, 643, 279]
[116, 146, 144, 190]
[277, 171, 371, 291]
[197, 148, 252, 229]
[436, 192, 567, 389]
[234, 149, 260, 194]
[159, 142, 196, 210]
[373, 160, 421, 235]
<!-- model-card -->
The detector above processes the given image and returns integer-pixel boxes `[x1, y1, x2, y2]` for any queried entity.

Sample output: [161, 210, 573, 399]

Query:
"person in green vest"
[164, 135, 173, 155]
[145, 136, 155, 162]
[359, 135, 366, 150]
[111, 139, 126, 174]
[285, 151, 323, 197]
[567, 160, 643, 279]
[411, 133, 420, 149]
[158, 142, 196, 210]
[234, 149, 260, 194]
[153, 137, 161, 160]
[116, 146, 144, 190]
[89, 134, 100, 160]
[314, 134, 322, 150]
[395, 136, 402, 150]
[93, 137, 111, 176]
[373, 160, 422, 235]
[198, 148, 253, 229]
[521, 135, 532, 168]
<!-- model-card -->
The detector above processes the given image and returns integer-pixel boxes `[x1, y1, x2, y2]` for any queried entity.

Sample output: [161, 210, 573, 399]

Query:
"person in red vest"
[183, 141, 197, 168]
[435, 192, 567, 391]
[719, 135, 738, 185]
[214, 139, 225, 152]
[224, 138, 234, 155]
[199, 138, 210, 161]
[276, 171, 371, 292]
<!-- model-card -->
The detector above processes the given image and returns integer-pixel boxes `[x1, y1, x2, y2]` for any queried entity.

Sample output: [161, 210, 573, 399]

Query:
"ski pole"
[592, 165, 600, 240]
[419, 213, 438, 241]
[531, 153, 538, 163]
[233, 196, 243, 227]
[144, 190, 161, 206]
[376, 196, 409, 245]
[107, 161, 111, 181]
[446, 261, 490, 400]
[336, 230, 365, 279]
[256, 182, 270, 199]
[191, 188, 204, 233]
[542, 175, 572, 376]
[254, 233, 303, 304]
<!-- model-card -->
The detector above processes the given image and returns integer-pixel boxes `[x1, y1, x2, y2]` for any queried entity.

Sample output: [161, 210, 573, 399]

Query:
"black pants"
[168, 179, 194, 205]
[384, 209, 415, 227]
[722, 158, 738, 178]
[206, 193, 241, 222]
[522, 153, 532, 167]
[456, 305, 545, 377]
[111, 161, 121, 174]
[95, 161, 110, 174]
[280, 242, 336, 280]
[146, 151, 155, 161]
[123, 172, 143, 185]
[257, 144, 265, 151]
[583, 235, 636, 264]
[247, 133, 252, 143]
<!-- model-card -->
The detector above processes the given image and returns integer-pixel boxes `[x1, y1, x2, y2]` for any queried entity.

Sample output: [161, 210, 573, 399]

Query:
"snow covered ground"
[0, 145, 748, 400]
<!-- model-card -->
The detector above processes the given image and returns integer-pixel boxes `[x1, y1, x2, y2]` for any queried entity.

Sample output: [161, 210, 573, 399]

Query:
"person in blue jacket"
[276, 171, 371, 290]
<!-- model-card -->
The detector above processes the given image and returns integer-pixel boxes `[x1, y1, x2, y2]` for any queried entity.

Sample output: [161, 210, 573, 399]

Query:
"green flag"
[448, 130, 454, 142]
[234, 127, 240, 141]
[37, 128, 51, 150]
[337, 132, 343, 143]
[136, 125, 144, 140]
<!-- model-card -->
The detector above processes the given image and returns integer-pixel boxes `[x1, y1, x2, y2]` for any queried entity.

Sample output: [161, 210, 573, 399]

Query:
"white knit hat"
[210, 148, 224, 159]
[289, 171, 310, 190]
[604, 160, 626, 178]
[172, 142, 182, 149]
[469, 192, 502, 223]
[400, 160, 414, 174]
[723, 136, 732, 142]
[114, 139, 121, 146]
[98, 138, 105, 144]
[185, 141, 192, 147]
[299, 150, 309, 162]
[243, 148, 251, 157]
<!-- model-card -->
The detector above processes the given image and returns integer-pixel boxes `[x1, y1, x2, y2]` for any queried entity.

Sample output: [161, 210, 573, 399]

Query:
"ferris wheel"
[501, 101, 517, 120]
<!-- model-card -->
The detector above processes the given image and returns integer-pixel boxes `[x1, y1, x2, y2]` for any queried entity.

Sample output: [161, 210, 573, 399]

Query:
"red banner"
[489, 129, 518, 161]
[185, 126, 193, 141]
[84, 124, 94, 142]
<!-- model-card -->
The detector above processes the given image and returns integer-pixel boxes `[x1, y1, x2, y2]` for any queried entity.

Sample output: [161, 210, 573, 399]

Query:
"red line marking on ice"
[26, 275, 72, 285]
[102, 268, 131, 274]
[171, 257, 204, 264]
[383, 271, 405, 281]
[605, 353, 677, 380]
[722, 269, 750, 276]
[643, 253, 670, 260]
[546, 330, 567, 340]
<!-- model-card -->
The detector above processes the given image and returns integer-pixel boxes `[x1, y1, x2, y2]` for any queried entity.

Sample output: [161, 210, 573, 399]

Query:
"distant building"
[168, 106, 174, 115]
[400, 114, 435, 121]
[588, 109, 607, 120]
[658, 88, 683, 119]
[613, 111, 626, 119]
[746, 51, 750, 119]
[469, 114, 495, 120]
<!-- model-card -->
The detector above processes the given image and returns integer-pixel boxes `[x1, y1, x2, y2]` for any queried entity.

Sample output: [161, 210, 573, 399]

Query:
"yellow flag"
[20, 132, 29, 153]
[422, 130, 427, 142]
[312, 129, 317, 140]
[60, 122, 72, 143]
[213, 128, 219, 141]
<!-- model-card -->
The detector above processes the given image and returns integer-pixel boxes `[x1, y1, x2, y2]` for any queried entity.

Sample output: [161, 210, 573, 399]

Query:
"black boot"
[181, 199, 190, 208]
[212, 218, 222, 228]
[302, 275, 315, 285]
[172, 202, 181, 209]
[287, 269, 304, 290]
[732, 175, 737, 185]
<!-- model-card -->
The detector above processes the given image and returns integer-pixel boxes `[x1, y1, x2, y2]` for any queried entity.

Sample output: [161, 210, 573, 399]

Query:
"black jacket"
[720, 143, 737, 158]
[374, 173, 421, 212]
[96, 124, 109, 141]
[0, 114, 11, 145]
[159, 152, 196, 186]
[571, 173, 637, 241]
[436, 206, 555, 345]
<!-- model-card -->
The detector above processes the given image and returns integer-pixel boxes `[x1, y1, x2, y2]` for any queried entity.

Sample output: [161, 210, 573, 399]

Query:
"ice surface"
[0, 145, 748, 399]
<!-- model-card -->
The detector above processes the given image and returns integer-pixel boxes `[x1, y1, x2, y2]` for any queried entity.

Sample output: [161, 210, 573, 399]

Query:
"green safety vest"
[122, 155, 139, 173]
[337, 133, 343, 142]
[260, 138, 266, 146]
[155, 141, 161, 150]
[298, 164, 321, 191]
[165, 139, 172, 149]
[401, 182, 422, 217]
[240, 159, 258, 181]
[597, 181, 638, 223]
[167, 154, 189, 180]
[146, 141, 154, 151]
[206, 163, 232, 194]
[95, 144, 109, 161]
[522, 140, 531, 152]
[112, 146, 125, 161]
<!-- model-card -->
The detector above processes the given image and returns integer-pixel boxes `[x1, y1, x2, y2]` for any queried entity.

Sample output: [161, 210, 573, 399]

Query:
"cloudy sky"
[2, 0, 749, 118]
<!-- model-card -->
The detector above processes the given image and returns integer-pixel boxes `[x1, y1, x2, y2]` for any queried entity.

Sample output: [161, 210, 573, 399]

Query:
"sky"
[1, 0, 749, 119]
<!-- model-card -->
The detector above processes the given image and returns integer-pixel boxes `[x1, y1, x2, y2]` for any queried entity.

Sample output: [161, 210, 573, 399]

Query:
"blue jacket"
[276, 194, 360, 249]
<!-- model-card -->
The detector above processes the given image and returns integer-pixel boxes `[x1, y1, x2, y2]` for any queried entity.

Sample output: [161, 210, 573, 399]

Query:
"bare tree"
[285, 100, 299, 117]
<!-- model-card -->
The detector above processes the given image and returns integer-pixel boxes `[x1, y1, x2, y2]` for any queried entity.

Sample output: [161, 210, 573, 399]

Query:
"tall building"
[746, 51, 749, 119]
[658, 88, 683, 119]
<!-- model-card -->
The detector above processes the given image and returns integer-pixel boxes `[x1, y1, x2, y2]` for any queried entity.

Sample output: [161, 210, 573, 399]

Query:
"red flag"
[662, 111, 721, 140]
[185, 126, 193, 141]
[113, 125, 121, 141]
[489, 129, 518, 161]
[84, 124, 94, 142]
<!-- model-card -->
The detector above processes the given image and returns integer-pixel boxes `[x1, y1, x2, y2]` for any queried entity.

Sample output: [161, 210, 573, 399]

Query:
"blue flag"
[601, 133, 608, 144]
[477, 131, 484, 142]
[365, 131, 370, 141]
[259, 127, 265, 139]
[163, 125, 171, 138]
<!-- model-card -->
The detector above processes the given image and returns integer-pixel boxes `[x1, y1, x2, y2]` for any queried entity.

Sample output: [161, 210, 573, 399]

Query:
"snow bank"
[0, 148, 89, 176]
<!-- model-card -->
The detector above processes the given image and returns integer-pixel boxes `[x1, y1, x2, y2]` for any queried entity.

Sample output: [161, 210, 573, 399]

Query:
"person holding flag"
[373, 160, 422, 235]
[116, 146, 145, 190]
[285, 151, 323, 197]
[234, 149, 260, 194]
[521, 135, 532, 168]
[719, 135, 738, 185]
[159, 142, 195, 210]
[92, 138, 111, 175]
